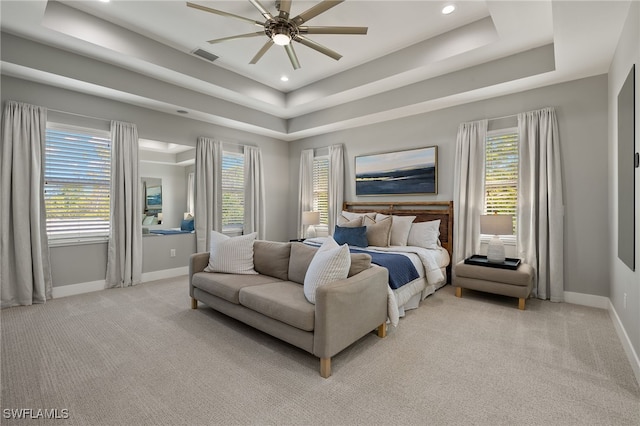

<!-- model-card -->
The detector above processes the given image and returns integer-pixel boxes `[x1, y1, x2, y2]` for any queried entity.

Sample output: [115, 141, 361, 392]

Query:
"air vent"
[191, 48, 219, 62]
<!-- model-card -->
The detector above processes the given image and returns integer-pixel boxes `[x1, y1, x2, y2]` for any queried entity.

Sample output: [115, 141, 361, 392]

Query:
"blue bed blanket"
[304, 242, 419, 289]
[348, 247, 419, 289]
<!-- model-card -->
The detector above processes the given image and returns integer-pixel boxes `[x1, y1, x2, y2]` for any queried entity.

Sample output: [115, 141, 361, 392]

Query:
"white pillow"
[204, 231, 258, 274]
[407, 220, 441, 249]
[303, 237, 351, 304]
[376, 214, 416, 246]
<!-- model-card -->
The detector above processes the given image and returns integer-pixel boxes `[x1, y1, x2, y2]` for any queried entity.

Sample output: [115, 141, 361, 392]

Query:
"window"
[44, 124, 111, 243]
[484, 128, 518, 235]
[312, 156, 329, 229]
[221, 151, 244, 233]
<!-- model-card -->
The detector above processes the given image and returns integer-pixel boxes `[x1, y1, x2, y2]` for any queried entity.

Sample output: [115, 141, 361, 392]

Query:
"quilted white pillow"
[204, 231, 258, 274]
[407, 220, 441, 249]
[376, 213, 417, 246]
[303, 237, 351, 304]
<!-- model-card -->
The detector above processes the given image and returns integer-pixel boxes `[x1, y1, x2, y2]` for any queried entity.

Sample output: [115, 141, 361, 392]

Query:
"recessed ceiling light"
[280, 76, 289, 82]
[442, 4, 456, 15]
[99, 0, 111, 3]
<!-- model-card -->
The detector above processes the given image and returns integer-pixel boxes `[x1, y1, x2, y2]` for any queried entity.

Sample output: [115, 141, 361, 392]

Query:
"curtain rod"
[47, 108, 112, 123]
[488, 113, 518, 122]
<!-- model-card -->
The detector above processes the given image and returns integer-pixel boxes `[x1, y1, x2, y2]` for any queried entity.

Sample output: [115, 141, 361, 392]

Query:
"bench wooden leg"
[191, 298, 198, 309]
[518, 298, 525, 310]
[455, 287, 462, 298]
[377, 322, 387, 338]
[320, 358, 331, 378]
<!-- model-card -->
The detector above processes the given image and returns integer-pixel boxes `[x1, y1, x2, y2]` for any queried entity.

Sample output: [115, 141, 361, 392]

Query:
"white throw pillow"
[341, 210, 376, 222]
[407, 220, 441, 249]
[303, 237, 351, 304]
[204, 231, 258, 274]
[376, 213, 417, 246]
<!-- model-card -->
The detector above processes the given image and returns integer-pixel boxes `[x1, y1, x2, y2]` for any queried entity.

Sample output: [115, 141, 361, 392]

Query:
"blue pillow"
[180, 218, 195, 232]
[333, 225, 368, 247]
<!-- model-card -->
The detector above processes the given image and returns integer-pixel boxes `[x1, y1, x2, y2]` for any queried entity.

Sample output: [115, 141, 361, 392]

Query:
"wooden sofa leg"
[191, 298, 198, 309]
[455, 287, 462, 298]
[518, 298, 526, 310]
[377, 323, 387, 338]
[320, 358, 331, 378]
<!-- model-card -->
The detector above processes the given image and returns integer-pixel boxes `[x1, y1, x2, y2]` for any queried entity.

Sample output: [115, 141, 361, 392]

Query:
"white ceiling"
[0, 0, 633, 141]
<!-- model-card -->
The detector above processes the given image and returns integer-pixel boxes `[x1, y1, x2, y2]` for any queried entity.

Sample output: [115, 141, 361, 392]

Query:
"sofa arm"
[313, 265, 389, 360]
[189, 252, 210, 294]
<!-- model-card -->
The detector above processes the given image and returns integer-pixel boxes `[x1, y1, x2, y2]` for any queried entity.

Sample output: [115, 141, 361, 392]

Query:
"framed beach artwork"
[355, 146, 438, 196]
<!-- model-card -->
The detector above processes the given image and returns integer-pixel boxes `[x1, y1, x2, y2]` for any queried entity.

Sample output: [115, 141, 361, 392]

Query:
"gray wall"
[1, 75, 290, 287]
[608, 0, 640, 368]
[288, 75, 610, 298]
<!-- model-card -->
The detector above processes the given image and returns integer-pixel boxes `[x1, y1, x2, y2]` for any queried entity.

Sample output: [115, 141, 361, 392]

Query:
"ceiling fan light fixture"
[272, 32, 291, 46]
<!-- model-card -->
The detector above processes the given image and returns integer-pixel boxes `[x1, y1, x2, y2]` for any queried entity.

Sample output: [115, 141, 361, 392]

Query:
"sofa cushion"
[204, 231, 258, 274]
[254, 240, 291, 280]
[288, 242, 372, 284]
[192, 272, 282, 304]
[288, 243, 318, 284]
[239, 281, 315, 331]
[349, 253, 372, 276]
[303, 238, 351, 304]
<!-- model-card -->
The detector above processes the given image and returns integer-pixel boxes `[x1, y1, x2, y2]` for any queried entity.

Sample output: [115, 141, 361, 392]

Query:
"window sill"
[48, 236, 109, 247]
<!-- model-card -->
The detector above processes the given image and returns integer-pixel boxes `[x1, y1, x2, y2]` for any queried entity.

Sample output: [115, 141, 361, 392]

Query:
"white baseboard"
[51, 280, 106, 298]
[608, 300, 640, 387]
[563, 291, 610, 309]
[51, 267, 188, 299]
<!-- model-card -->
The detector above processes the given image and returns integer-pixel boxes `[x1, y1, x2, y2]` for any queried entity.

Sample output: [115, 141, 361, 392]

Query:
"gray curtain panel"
[195, 137, 222, 253]
[106, 121, 142, 288]
[453, 119, 488, 266]
[328, 144, 345, 236]
[0, 101, 53, 307]
[243, 146, 266, 240]
[517, 107, 564, 301]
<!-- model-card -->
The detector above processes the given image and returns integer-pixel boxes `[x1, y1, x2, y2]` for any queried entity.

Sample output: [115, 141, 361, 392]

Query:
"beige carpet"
[1, 277, 638, 426]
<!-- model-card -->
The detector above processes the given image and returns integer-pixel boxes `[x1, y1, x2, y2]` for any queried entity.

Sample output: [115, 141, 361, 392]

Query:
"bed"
[306, 201, 453, 326]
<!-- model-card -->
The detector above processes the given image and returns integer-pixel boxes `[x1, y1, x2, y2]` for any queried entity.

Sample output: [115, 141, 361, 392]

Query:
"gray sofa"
[189, 240, 389, 378]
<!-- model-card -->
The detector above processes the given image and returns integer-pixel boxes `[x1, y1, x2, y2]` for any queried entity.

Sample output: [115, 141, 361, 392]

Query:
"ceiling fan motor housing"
[265, 18, 298, 44]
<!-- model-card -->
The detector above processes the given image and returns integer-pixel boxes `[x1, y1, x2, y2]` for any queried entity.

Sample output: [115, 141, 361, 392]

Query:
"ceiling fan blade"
[298, 26, 368, 35]
[277, 0, 292, 19]
[187, 2, 263, 27]
[284, 43, 301, 70]
[249, 40, 274, 64]
[291, 0, 344, 26]
[294, 35, 342, 61]
[207, 32, 265, 44]
[248, 0, 273, 20]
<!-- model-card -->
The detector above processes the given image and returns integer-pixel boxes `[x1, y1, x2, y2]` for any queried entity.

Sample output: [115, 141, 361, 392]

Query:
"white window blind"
[313, 156, 329, 226]
[44, 124, 111, 242]
[484, 128, 518, 234]
[222, 151, 244, 233]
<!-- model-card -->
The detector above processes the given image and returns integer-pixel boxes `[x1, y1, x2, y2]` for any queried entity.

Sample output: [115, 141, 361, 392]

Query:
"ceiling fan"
[186, 0, 368, 70]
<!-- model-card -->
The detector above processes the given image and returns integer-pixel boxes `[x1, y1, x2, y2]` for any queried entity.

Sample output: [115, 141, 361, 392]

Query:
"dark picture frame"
[617, 64, 636, 271]
[355, 146, 438, 196]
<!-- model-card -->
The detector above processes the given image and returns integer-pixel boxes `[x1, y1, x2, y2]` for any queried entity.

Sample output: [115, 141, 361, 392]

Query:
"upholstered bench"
[454, 261, 534, 310]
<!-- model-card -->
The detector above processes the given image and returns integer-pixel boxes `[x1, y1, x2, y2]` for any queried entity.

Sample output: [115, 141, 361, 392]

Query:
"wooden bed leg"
[377, 323, 387, 338]
[518, 298, 526, 310]
[191, 298, 198, 309]
[455, 287, 462, 298]
[320, 358, 331, 378]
